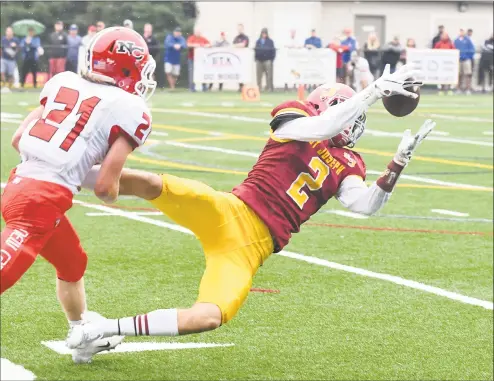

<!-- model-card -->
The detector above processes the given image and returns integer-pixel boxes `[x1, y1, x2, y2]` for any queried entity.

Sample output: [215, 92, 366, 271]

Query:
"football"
[382, 82, 420, 117]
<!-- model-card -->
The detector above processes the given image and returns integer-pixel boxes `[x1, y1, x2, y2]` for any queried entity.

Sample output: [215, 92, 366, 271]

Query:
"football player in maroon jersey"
[68, 64, 435, 360]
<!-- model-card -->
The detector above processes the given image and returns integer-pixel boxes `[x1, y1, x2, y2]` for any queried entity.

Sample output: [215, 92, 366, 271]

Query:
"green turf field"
[1, 90, 493, 381]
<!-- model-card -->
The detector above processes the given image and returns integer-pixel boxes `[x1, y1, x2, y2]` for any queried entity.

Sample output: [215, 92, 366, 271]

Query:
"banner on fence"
[274, 48, 336, 87]
[406, 48, 459, 85]
[193, 48, 253, 83]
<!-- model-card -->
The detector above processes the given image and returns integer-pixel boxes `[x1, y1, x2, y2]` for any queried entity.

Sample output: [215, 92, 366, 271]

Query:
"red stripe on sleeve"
[108, 125, 139, 150]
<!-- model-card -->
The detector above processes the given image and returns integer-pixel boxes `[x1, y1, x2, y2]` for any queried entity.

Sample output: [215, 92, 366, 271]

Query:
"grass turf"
[1, 90, 493, 380]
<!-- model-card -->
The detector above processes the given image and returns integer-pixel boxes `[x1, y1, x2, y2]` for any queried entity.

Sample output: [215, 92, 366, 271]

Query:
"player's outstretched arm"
[274, 64, 423, 142]
[11, 106, 44, 152]
[337, 119, 436, 215]
[94, 136, 135, 204]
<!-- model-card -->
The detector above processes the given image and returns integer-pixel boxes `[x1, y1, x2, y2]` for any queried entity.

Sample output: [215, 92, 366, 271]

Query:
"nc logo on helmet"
[115, 40, 145, 61]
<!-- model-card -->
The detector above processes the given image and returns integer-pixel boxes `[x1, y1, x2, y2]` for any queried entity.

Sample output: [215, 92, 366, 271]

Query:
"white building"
[196, 1, 493, 49]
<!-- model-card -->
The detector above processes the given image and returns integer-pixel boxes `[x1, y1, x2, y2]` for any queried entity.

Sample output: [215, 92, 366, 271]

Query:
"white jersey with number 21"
[17, 71, 151, 193]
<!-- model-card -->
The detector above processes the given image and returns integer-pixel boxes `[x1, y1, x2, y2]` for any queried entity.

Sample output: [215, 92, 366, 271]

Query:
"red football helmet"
[83, 27, 156, 99]
[307, 83, 366, 148]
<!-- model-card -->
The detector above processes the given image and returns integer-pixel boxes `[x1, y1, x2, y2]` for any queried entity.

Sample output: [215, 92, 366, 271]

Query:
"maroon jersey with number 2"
[232, 100, 366, 252]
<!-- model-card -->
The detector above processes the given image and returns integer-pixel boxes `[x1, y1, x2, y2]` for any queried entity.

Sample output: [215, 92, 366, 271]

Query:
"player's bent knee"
[56, 251, 87, 283]
[181, 303, 222, 333]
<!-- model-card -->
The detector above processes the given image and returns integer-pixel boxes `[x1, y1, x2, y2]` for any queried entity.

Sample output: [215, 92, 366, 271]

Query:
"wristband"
[376, 160, 405, 192]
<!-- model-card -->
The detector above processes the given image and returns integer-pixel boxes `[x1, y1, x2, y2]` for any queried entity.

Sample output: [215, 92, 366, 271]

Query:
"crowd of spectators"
[1, 20, 493, 94]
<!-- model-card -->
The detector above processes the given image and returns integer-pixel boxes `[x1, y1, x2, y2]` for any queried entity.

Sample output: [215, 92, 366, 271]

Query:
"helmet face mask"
[83, 27, 156, 100]
[135, 56, 157, 100]
[307, 83, 367, 148]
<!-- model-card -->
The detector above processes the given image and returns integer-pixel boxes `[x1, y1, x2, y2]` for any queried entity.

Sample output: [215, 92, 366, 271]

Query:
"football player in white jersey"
[1, 27, 156, 363]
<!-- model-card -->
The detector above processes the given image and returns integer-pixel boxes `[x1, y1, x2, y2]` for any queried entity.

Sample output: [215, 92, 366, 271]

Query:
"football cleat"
[67, 325, 124, 364]
[66, 312, 124, 364]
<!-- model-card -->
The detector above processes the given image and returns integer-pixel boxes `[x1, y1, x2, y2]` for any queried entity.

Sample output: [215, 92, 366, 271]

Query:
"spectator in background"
[20, 27, 41, 88]
[233, 24, 249, 48]
[65, 24, 81, 73]
[209, 32, 230, 91]
[467, 29, 476, 48]
[81, 25, 96, 49]
[432, 25, 445, 48]
[285, 29, 303, 49]
[48, 21, 67, 78]
[1, 26, 19, 89]
[350, 51, 374, 92]
[96, 21, 105, 33]
[304, 29, 322, 49]
[467, 28, 476, 74]
[79, 25, 96, 73]
[434, 32, 454, 49]
[381, 36, 402, 73]
[143, 23, 159, 60]
[164, 27, 186, 90]
[304, 29, 322, 90]
[255, 27, 275, 92]
[478, 33, 493, 93]
[341, 28, 358, 86]
[328, 37, 348, 83]
[123, 19, 133, 30]
[363, 32, 380, 78]
[399, 38, 416, 67]
[433, 32, 454, 95]
[215, 31, 229, 48]
[233, 23, 249, 92]
[186, 27, 211, 92]
[455, 28, 475, 94]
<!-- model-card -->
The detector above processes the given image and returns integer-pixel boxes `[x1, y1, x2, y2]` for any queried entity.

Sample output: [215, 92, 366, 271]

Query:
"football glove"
[373, 63, 423, 99]
[394, 119, 436, 166]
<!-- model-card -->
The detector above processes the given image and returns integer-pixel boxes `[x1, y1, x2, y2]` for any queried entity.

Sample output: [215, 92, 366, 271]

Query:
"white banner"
[406, 48, 459, 85]
[274, 48, 337, 87]
[193, 48, 253, 83]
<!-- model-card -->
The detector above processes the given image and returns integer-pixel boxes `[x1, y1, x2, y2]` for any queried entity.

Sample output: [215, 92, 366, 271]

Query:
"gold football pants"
[150, 174, 274, 323]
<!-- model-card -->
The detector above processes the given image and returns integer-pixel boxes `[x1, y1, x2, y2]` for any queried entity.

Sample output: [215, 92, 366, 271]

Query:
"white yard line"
[151, 108, 494, 147]
[151, 131, 169, 137]
[276, 251, 493, 310]
[69, 197, 492, 311]
[165, 141, 259, 158]
[42, 341, 234, 355]
[1, 358, 36, 381]
[0, 112, 23, 119]
[431, 209, 469, 217]
[1, 118, 23, 124]
[325, 210, 369, 219]
[160, 141, 492, 191]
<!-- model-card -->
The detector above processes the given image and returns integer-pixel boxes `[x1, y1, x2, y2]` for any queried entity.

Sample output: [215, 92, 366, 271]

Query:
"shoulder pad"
[270, 100, 318, 118]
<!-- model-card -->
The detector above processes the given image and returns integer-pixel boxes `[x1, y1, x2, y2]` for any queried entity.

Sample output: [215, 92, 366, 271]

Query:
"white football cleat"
[67, 325, 124, 364]
[66, 311, 124, 364]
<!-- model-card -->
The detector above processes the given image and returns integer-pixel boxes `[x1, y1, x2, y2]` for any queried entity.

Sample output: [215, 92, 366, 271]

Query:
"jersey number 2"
[286, 157, 330, 210]
[30, 87, 101, 151]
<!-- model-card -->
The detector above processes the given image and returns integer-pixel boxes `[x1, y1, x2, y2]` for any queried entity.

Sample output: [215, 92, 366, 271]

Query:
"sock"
[103, 309, 179, 337]
[69, 320, 83, 327]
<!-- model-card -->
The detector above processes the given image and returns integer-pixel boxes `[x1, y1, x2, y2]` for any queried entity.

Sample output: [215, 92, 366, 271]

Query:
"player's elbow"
[11, 134, 21, 152]
[94, 183, 117, 204]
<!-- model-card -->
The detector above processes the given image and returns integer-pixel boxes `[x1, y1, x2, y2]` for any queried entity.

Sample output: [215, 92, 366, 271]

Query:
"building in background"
[196, 1, 493, 52]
